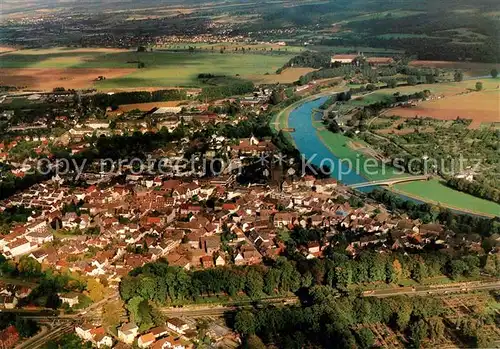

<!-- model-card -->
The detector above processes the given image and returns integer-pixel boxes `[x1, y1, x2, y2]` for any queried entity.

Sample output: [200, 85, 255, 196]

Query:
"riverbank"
[393, 179, 500, 218]
[274, 90, 500, 217]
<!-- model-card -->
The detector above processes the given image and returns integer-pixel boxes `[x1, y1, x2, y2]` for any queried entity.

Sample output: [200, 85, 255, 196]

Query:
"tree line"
[119, 248, 498, 330]
[82, 89, 187, 110]
[199, 80, 254, 100]
[235, 291, 447, 349]
[445, 176, 500, 204]
[368, 188, 500, 237]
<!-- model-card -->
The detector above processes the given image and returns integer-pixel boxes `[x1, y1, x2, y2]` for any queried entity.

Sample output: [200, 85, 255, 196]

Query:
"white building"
[26, 231, 53, 245]
[3, 238, 35, 258]
[167, 318, 190, 334]
[153, 107, 183, 115]
[118, 322, 139, 344]
[59, 292, 80, 307]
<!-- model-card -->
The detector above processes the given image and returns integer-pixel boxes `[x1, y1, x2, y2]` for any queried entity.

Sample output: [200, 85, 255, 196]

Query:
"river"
[286, 94, 500, 217]
[288, 96, 376, 191]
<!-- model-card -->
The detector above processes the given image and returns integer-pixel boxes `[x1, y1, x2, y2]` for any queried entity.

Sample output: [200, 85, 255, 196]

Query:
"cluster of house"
[155, 34, 247, 46]
[76, 317, 229, 348]
[2, 168, 489, 278]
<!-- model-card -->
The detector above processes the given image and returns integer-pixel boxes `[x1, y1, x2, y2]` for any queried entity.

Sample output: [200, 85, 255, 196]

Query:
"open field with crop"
[117, 101, 182, 112]
[393, 179, 500, 217]
[246, 67, 316, 84]
[0, 67, 136, 91]
[0, 46, 17, 53]
[384, 80, 500, 129]
[0, 48, 296, 90]
[409, 60, 499, 77]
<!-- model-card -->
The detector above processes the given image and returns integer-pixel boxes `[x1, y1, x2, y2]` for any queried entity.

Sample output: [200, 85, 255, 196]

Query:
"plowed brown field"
[0, 68, 136, 91]
[384, 90, 500, 128]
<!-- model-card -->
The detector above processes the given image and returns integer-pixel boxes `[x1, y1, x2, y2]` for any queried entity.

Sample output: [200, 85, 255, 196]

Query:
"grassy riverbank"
[315, 130, 406, 181]
[394, 179, 500, 217]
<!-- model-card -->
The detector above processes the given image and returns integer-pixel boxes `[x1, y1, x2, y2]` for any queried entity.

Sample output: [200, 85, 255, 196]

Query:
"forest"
[234, 288, 497, 349]
[119, 243, 499, 332]
[83, 89, 188, 110]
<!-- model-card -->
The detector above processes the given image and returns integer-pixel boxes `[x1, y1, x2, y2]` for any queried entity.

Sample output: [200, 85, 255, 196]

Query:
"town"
[0, 0, 499, 348]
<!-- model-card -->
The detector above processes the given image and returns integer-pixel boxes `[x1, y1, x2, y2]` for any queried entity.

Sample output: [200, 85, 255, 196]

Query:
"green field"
[0, 48, 297, 88]
[317, 129, 500, 217]
[347, 92, 395, 106]
[316, 129, 406, 181]
[394, 179, 500, 217]
[344, 10, 425, 23]
[96, 52, 294, 88]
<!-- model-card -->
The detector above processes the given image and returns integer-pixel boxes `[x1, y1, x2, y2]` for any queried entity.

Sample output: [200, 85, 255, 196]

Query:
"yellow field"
[118, 101, 183, 112]
[410, 60, 499, 77]
[383, 78, 500, 128]
[245, 67, 316, 84]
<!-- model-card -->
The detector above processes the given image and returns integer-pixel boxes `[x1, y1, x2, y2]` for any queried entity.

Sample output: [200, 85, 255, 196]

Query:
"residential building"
[59, 292, 80, 307]
[118, 322, 139, 344]
[138, 333, 156, 348]
[167, 318, 190, 334]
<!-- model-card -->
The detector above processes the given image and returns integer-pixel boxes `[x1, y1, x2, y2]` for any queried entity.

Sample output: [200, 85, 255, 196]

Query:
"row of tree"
[277, 51, 332, 72]
[83, 89, 187, 110]
[446, 176, 500, 204]
[0, 313, 39, 339]
[120, 248, 498, 310]
[368, 189, 500, 236]
[198, 80, 254, 100]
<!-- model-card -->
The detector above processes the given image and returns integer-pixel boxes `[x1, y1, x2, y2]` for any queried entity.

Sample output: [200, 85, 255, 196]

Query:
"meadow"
[0, 47, 297, 90]
[94, 52, 295, 88]
[393, 179, 500, 217]
[316, 130, 405, 181]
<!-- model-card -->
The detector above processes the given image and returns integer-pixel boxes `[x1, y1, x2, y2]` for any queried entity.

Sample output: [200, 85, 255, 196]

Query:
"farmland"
[246, 67, 316, 84]
[383, 78, 500, 129]
[0, 67, 136, 91]
[410, 60, 499, 77]
[0, 47, 297, 91]
[117, 101, 182, 112]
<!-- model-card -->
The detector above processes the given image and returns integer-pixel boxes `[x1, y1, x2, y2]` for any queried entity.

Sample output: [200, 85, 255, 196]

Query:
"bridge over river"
[348, 175, 431, 189]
